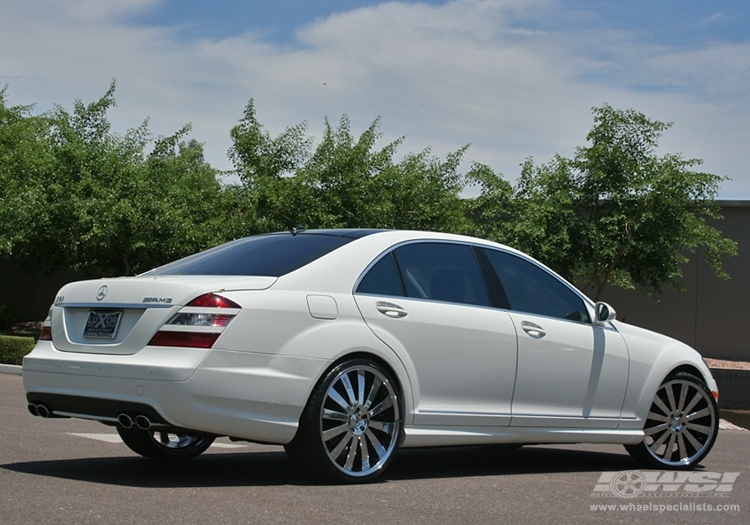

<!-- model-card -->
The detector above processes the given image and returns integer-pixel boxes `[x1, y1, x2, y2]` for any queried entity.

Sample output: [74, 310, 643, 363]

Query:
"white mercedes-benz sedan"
[23, 229, 719, 482]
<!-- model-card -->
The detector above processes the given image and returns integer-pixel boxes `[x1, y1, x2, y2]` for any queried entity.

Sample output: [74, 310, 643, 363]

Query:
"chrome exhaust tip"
[36, 404, 50, 418]
[134, 415, 151, 430]
[27, 403, 39, 417]
[118, 413, 134, 428]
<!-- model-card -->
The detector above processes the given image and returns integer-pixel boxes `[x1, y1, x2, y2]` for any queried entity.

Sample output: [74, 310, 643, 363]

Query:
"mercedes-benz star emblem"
[96, 285, 108, 301]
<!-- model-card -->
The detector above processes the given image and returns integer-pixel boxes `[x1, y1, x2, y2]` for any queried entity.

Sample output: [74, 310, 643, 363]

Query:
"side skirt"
[401, 426, 644, 448]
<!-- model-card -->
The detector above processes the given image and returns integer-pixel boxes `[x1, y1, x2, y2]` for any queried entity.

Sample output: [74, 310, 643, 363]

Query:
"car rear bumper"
[23, 341, 328, 444]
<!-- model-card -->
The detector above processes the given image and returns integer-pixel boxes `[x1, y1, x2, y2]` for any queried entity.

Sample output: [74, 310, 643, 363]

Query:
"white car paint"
[22, 229, 719, 480]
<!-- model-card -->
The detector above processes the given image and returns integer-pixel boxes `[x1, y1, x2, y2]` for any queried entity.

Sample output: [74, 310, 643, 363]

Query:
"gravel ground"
[705, 358, 750, 369]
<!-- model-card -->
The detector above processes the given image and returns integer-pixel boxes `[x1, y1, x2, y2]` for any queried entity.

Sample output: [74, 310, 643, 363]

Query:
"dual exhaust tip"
[28, 403, 50, 418]
[27, 403, 152, 430]
[118, 413, 152, 430]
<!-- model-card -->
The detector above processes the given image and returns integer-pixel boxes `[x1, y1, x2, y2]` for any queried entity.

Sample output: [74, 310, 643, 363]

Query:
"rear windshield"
[147, 231, 376, 277]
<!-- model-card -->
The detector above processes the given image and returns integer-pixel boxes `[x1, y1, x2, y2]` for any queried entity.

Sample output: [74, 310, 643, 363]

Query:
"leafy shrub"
[0, 335, 35, 365]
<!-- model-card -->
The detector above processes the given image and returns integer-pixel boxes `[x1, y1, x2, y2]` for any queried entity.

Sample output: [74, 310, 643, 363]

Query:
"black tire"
[625, 372, 718, 469]
[286, 358, 402, 483]
[117, 427, 215, 461]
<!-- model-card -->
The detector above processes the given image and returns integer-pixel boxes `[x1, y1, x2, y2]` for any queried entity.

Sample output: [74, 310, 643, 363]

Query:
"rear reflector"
[39, 326, 52, 341]
[148, 331, 220, 349]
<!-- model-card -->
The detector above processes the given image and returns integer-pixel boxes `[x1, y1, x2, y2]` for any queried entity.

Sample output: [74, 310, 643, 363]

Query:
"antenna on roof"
[289, 223, 307, 236]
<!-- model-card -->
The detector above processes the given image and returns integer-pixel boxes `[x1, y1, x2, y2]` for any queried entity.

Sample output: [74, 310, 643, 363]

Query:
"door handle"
[376, 301, 408, 318]
[521, 320, 546, 338]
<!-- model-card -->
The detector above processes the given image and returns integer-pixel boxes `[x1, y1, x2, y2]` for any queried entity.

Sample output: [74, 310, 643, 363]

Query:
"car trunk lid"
[50, 275, 276, 355]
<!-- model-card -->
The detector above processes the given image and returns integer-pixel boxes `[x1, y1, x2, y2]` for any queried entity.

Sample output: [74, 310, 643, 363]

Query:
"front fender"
[616, 321, 717, 428]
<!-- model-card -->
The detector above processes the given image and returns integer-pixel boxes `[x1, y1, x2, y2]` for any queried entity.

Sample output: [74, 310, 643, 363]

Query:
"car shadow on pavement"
[389, 445, 640, 481]
[1, 444, 644, 487]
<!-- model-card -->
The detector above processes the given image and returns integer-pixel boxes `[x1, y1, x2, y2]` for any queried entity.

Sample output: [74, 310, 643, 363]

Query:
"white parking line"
[67, 433, 248, 447]
[719, 419, 749, 431]
[68, 433, 123, 443]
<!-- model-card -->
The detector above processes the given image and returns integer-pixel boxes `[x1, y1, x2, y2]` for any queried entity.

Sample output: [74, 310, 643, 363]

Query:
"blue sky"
[1, 0, 749, 197]
[134, 1, 749, 47]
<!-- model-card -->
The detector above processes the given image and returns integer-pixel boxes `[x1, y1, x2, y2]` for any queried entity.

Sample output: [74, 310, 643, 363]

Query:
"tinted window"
[392, 243, 490, 306]
[148, 233, 356, 277]
[357, 253, 405, 297]
[483, 249, 590, 322]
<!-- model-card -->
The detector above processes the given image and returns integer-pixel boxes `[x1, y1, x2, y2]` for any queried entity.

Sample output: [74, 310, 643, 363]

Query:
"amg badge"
[142, 297, 173, 304]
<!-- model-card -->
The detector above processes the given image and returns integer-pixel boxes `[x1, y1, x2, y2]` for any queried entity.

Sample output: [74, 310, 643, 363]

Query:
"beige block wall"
[597, 202, 750, 361]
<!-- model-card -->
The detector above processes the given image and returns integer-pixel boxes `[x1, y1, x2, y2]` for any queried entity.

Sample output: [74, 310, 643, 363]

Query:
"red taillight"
[39, 326, 52, 341]
[148, 331, 221, 349]
[148, 293, 240, 348]
[187, 293, 241, 309]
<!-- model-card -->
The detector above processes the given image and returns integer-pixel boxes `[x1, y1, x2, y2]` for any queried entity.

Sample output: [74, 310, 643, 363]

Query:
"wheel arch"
[315, 350, 407, 417]
[665, 364, 708, 383]
[293, 350, 410, 446]
[286, 350, 408, 481]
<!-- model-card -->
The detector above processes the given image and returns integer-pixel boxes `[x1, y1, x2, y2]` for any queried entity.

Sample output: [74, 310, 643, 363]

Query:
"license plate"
[83, 310, 123, 339]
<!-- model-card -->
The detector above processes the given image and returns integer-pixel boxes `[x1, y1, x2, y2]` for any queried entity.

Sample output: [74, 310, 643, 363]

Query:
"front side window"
[357, 242, 491, 307]
[482, 248, 590, 322]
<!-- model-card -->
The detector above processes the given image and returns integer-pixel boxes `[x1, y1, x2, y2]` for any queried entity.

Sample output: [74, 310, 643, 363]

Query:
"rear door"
[354, 242, 518, 427]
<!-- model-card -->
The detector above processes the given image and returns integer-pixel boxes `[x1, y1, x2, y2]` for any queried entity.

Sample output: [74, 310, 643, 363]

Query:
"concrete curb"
[0, 364, 22, 375]
[711, 368, 750, 410]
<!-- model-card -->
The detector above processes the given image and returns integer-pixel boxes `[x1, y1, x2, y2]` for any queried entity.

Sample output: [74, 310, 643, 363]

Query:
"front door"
[480, 247, 629, 428]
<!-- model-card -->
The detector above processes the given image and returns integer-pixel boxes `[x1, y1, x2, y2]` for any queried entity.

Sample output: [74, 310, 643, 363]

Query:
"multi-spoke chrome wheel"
[287, 358, 402, 483]
[625, 372, 718, 469]
[320, 363, 400, 478]
[117, 427, 215, 461]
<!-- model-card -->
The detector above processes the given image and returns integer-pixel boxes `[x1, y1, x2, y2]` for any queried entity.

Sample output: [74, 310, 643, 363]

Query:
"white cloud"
[0, 0, 748, 196]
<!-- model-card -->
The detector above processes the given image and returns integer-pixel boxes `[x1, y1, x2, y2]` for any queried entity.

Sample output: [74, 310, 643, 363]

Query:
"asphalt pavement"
[1, 373, 748, 525]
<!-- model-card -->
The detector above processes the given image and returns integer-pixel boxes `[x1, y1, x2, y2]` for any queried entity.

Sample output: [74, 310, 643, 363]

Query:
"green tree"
[0, 83, 232, 276]
[229, 100, 470, 234]
[476, 104, 737, 300]
[0, 87, 54, 259]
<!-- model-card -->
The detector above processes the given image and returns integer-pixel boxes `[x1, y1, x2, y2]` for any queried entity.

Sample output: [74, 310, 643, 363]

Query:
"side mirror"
[595, 302, 617, 324]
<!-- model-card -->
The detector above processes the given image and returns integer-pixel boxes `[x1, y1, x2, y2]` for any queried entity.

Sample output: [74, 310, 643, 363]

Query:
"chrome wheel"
[626, 372, 718, 468]
[287, 358, 402, 482]
[117, 427, 215, 461]
[320, 363, 401, 479]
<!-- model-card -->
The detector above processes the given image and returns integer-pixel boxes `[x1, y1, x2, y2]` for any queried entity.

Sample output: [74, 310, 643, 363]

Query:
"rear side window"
[148, 233, 355, 277]
[356, 253, 404, 297]
[482, 248, 590, 322]
[357, 242, 490, 307]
